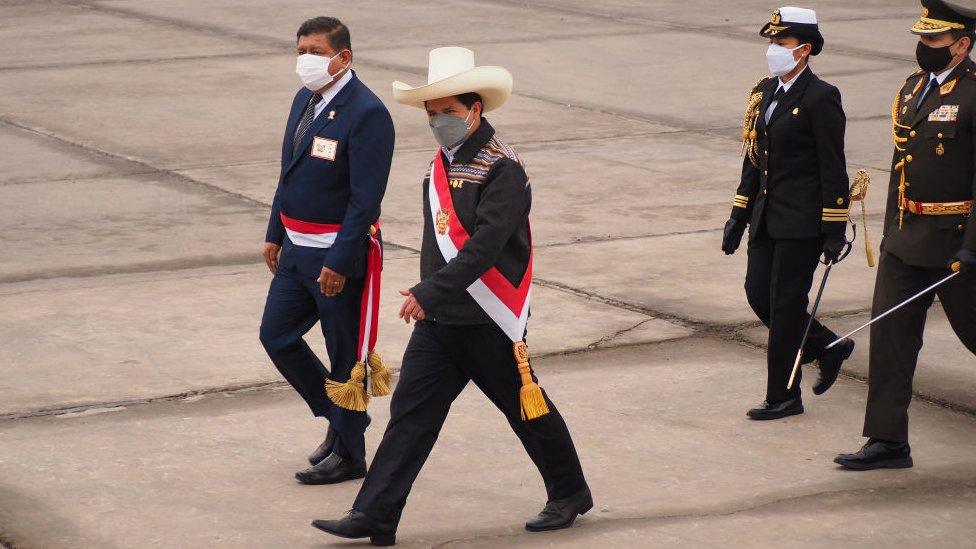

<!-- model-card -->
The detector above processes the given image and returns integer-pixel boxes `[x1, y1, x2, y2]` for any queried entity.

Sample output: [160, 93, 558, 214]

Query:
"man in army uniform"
[723, 7, 856, 421]
[835, 0, 976, 470]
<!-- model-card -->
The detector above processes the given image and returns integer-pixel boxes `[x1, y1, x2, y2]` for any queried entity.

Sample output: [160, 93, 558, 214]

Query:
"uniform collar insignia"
[940, 79, 959, 96]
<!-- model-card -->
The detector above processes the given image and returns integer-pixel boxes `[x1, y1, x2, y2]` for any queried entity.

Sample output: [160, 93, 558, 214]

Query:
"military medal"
[929, 104, 959, 122]
[937, 142, 946, 156]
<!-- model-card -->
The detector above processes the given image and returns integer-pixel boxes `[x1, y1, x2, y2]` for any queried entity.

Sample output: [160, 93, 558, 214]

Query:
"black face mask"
[916, 40, 958, 73]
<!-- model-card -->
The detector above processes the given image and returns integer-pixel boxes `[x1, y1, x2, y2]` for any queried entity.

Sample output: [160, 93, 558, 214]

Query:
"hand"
[722, 219, 747, 255]
[262, 242, 281, 274]
[398, 289, 426, 324]
[951, 248, 976, 272]
[822, 233, 847, 264]
[318, 268, 347, 297]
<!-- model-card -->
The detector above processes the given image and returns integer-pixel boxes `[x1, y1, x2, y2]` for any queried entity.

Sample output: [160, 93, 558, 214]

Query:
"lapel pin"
[792, 107, 800, 116]
[328, 110, 336, 120]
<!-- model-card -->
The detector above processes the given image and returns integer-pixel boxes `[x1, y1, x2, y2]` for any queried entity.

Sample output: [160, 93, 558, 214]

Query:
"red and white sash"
[427, 152, 532, 342]
[280, 213, 382, 364]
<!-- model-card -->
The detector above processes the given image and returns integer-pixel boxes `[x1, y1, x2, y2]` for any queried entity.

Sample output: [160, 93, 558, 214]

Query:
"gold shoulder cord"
[741, 78, 765, 168]
[891, 79, 919, 229]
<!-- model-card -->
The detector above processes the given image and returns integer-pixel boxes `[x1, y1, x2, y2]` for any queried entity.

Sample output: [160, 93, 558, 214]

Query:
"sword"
[824, 261, 963, 351]
[786, 262, 835, 390]
[786, 236, 855, 390]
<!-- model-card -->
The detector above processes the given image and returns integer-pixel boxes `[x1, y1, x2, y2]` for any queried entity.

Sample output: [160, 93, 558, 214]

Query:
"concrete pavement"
[2, 0, 975, 547]
[4, 341, 976, 548]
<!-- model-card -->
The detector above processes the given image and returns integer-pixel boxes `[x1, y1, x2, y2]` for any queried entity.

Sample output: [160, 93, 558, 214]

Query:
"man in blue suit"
[259, 16, 395, 485]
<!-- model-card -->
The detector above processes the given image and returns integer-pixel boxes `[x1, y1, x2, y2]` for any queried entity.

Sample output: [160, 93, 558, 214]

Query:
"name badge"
[929, 105, 959, 122]
[311, 137, 338, 161]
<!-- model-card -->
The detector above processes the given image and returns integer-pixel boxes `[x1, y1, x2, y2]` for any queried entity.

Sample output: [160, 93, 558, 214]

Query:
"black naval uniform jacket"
[731, 68, 850, 240]
[411, 119, 532, 325]
[885, 59, 976, 268]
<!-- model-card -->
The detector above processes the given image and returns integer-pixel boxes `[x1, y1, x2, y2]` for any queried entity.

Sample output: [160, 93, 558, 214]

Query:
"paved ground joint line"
[430, 481, 976, 548]
[0, 332, 706, 422]
[0, 117, 269, 209]
[483, 0, 917, 64]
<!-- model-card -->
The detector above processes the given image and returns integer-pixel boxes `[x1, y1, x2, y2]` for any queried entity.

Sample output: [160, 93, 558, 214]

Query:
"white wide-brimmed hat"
[392, 47, 513, 112]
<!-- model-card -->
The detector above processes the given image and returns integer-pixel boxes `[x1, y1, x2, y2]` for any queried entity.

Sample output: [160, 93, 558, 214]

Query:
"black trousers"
[745, 233, 838, 403]
[353, 320, 587, 527]
[863, 251, 976, 442]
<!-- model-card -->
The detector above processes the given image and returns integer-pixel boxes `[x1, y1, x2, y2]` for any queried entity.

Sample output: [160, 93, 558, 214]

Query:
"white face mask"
[766, 44, 805, 77]
[295, 52, 345, 91]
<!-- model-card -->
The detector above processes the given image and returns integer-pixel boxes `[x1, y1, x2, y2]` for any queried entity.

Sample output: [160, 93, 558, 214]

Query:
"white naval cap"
[776, 7, 818, 25]
[760, 6, 824, 55]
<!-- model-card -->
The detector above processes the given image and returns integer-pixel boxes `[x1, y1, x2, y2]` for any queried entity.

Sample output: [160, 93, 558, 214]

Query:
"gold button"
[959, 225, 966, 231]
[764, 170, 768, 176]
[910, 130, 917, 137]
[369, 225, 378, 236]
[836, 198, 845, 206]
[763, 189, 768, 195]
[906, 155, 913, 162]
[938, 132, 944, 139]
[764, 149, 768, 155]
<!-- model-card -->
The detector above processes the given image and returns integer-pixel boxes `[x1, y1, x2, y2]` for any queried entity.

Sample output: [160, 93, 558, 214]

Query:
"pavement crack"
[540, 227, 722, 249]
[586, 318, 656, 349]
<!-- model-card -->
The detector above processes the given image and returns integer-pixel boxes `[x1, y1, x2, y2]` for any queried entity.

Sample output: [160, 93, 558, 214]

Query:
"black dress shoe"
[834, 439, 913, 470]
[308, 415, 371, 466]
[746, 398, 803, 420]
[308, 428, 336, 466]
[525, 487, 593, 532]
[813, 339, 855, 396]
[312, 510, 396, 546]
[295, 453, 366, 485]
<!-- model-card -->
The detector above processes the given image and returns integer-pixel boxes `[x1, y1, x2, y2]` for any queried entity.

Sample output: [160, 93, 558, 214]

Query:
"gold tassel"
[514, 341, 550, 421]
[850, 170, 876, 268]
[367, 350, 391, 397]
[325, 361, 369, 412]
[895, 160, 908, 229]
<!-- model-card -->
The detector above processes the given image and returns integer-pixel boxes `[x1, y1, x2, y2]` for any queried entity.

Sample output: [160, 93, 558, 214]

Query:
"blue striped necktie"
[293, 93, 323, 153]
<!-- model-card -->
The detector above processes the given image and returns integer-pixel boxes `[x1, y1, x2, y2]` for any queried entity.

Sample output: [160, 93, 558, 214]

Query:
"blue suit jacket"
[266, 72, 395, 279]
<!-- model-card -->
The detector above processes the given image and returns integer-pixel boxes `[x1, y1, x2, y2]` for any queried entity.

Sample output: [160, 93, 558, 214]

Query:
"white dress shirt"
[314, 69, 353, 120]
[916, 66, 955, 106]
[765, 65, 808, 124]
[442, 142, 464, 164]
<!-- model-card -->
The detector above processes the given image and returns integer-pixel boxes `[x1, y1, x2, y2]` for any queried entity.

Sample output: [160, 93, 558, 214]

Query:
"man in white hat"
[311, 47, 590, 546]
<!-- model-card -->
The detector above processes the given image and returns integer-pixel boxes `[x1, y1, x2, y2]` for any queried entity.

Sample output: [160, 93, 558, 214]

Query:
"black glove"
[951, 248, 976, 272]
[722, 219, 747, 255]
[822, 233, 847, 263]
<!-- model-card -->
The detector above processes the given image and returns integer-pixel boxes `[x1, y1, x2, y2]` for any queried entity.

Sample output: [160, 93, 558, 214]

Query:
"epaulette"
[906, 69, 925, 81]
[752, 76, 771, 93]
